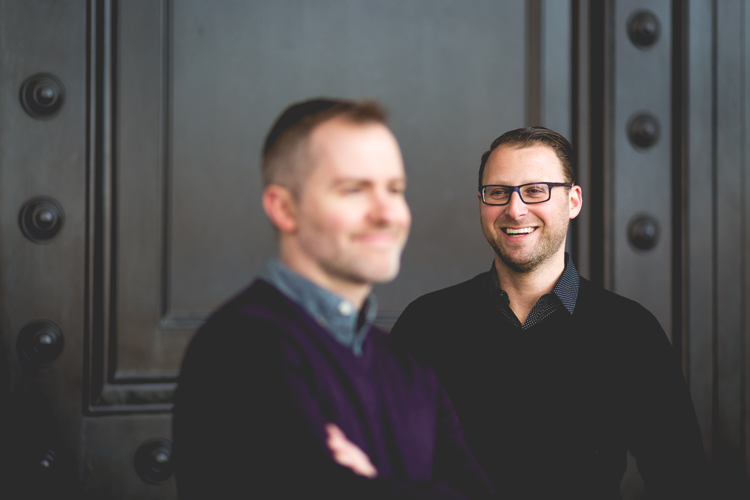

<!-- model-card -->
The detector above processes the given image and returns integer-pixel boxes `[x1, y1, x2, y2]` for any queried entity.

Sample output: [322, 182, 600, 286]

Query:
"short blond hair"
[262, 98, 388, 194]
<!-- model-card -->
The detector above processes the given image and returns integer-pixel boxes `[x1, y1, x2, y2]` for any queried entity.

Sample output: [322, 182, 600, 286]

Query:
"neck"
[279, 250, 371, 309]
[494, 252, 566, 324]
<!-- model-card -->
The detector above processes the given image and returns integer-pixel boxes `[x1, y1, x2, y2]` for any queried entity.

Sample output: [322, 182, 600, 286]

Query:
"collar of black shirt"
[484, 252, 580, 330]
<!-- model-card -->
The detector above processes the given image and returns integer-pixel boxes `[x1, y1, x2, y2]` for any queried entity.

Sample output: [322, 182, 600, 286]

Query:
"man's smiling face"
[478, 144, 581, 274]
[291, 118, 411, 290]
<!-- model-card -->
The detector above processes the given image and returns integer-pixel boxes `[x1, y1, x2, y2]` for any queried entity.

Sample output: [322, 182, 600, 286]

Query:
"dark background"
[0, 1, 747, 498]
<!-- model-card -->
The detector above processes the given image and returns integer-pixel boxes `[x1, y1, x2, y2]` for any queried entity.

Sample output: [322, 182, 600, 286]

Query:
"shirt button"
[338, 301, 354, 316]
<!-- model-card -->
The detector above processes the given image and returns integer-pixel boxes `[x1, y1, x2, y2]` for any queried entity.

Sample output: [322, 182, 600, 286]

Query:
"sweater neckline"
[251, 280, 377, 372]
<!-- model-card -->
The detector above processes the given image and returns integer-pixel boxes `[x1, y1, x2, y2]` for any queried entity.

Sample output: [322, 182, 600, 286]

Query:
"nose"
[505, 190, 528, 219]
[369, 189, 410, 226]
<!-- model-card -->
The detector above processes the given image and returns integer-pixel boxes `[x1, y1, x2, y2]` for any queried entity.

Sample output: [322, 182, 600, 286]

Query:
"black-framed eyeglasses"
[479, 182, 572, 206]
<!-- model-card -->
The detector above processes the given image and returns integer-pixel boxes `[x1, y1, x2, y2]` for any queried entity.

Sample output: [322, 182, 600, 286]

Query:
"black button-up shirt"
[484, 252, 580, 330]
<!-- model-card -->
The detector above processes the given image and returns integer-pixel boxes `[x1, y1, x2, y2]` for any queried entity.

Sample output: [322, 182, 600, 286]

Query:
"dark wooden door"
[14, 1, 749, 498]
[1, 1, 577, 497]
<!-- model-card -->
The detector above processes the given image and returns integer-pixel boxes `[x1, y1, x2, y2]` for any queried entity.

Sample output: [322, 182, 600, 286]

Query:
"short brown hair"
[262, 98, 388, 193]
[477, 126, 576, 190]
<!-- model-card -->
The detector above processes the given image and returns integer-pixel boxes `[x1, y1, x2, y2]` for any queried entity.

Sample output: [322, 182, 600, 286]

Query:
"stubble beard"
[300, 223, 407, 287]
[321, 245, 403, 285]
[487, 214, 570, 274]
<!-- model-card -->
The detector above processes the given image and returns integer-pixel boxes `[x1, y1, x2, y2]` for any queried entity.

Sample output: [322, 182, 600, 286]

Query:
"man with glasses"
[173, 98, 494, 499]
[390, 127, 708, 499]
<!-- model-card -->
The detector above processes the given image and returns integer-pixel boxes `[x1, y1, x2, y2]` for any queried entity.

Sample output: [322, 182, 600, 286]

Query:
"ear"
[262, 184, 298, 233]
[568, 185, 583, 220]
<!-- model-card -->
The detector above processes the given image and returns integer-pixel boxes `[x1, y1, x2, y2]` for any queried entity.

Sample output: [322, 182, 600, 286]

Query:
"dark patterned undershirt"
[483, 252, 580, 330]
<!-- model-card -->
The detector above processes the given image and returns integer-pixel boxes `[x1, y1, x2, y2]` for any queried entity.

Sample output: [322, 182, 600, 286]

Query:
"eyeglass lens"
[483, 184, 550, 204]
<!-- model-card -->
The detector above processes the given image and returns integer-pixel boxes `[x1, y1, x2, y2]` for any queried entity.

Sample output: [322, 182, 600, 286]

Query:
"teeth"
[504, 227, 535, 235]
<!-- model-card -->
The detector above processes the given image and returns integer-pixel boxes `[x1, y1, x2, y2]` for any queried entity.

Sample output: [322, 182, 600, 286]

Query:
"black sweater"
[173, 280, 494, 499]
[391, 273, 708, 499]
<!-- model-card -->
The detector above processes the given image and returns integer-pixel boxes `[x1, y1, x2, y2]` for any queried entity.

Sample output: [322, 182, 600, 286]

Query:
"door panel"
[0, 0, 87, 494]
[684, 0, 750, 494]
[607, 3, 672, 496]
[166, 0, 529, 321]
[82, 414, 174, 499]
[609, 0, 673, 335]
[100, 0, 532, 407]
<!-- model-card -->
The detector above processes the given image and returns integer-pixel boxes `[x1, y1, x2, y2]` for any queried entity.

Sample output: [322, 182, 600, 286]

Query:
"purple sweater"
[173, 280, 494, 499]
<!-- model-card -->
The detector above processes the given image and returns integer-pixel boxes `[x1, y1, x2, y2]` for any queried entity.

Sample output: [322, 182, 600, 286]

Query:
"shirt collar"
[552, 253, 580, 314]
[488, 252, 580, 315]
[257, 258, 377, 356]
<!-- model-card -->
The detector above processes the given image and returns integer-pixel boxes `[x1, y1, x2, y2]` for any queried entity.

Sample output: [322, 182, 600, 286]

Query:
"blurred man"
[391, 127, 708, 499]
[173, 98, 493, 499]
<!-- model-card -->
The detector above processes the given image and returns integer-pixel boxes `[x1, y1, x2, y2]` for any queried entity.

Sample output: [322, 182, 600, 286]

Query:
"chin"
[364, 259, 402, 284]
[490, 245, 537, 273]
[500, 258, 538, 273]
[369, 267, 400, 284]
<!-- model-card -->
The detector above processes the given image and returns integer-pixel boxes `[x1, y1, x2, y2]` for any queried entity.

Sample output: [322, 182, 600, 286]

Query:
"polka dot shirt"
[484, 253, 580, 330]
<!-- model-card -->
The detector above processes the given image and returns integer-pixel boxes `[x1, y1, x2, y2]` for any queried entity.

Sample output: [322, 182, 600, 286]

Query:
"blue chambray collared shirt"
[258, 258, 377, 356]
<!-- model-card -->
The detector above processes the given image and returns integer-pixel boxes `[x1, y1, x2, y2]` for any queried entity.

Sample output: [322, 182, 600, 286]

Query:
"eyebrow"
[331, 177, 406, 185]
[483, 180, 557, 186]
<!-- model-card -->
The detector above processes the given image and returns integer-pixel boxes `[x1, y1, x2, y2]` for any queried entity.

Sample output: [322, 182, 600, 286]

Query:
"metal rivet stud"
[135, 439, 174, 485]
[17, 321, 65, 367]
[628, 10, 660, 48]
[19, 196, 64, 243]
[20, 74, 65, 119]
[628, 114, 660, 149]
[628, 215, 660, 251]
